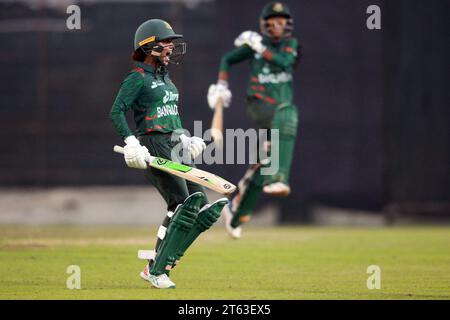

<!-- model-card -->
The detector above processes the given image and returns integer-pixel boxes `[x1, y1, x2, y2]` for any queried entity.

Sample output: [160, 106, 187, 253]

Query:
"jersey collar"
[136, 62, 156, 73]
[136, 62, 168, 75]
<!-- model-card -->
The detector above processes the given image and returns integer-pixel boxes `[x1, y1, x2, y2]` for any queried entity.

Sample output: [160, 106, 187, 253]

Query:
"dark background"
[0, 0, 449, 222]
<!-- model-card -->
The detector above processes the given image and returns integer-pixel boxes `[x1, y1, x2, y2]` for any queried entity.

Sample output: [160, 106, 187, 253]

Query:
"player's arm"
[109, 71, 150, 169]
[207, 46, 253, 110]
[261, 38, 300, 70]
[218, 45, 255, 81]
[109, 71, 144, 140]
[234, 31, 300, 70]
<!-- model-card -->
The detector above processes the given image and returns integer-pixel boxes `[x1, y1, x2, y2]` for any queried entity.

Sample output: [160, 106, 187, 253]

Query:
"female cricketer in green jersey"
[110, 19, 228, 289]
[208, 2, 300, 239]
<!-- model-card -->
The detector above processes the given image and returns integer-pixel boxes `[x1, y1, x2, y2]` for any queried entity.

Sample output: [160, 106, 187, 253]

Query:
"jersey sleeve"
[109, 71, 144, 140]
[264, 38, 300, 70]
[219, 45, 255, 73]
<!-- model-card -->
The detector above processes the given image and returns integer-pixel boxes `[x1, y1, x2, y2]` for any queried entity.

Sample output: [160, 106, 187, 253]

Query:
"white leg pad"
[138, 249, 156, 260]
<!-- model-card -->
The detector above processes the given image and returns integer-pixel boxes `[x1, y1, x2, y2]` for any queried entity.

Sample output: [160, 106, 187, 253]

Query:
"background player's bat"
[113, 146, 236, 195]
[210, 98, 224, 149]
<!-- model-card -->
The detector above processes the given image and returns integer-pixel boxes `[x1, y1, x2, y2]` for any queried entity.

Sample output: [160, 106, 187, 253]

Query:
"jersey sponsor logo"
[151, 81, 165, 89]
[162, 90, 179, 104]
[258, 71, 292, 84]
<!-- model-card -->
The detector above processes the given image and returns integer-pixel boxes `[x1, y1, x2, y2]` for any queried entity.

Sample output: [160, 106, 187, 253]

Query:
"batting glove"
[207, 80, 232, 109]
[234, 31, 266, 54]
[123, 136, 150, 170]
[180, 134, 206, 160]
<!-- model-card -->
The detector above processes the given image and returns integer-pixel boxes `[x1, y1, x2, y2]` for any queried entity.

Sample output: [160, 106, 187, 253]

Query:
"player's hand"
[207, 81, 232, 109]
[180, 134, 206, 159]
[234, 31, 266, 54]
[123, 136, 150, 169]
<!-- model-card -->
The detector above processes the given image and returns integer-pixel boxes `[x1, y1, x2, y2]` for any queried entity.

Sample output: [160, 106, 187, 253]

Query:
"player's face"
[266, 16, 288, 38]
[159, 40, 174, 66]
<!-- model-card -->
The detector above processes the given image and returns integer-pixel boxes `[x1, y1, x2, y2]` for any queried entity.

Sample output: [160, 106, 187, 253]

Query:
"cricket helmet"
[259, 2, 294, 38]
[134, 19, 186, 65]
[134, 19, 182, 50]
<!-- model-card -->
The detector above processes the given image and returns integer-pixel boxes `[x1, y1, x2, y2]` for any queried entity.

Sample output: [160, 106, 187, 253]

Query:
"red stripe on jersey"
[283, 47, 294, 53]
[251, 76, 259, 82]
[265, 96, 277, 105]
[145, 115, 158, 121]
[146, 125, 165, 133]
[132, 67, 145, 77]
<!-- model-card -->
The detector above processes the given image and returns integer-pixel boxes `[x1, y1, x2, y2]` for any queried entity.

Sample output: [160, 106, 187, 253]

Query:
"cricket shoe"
[149, 274, 176, 289]
[222, 204, 242, 239]
[140, 265, 176, 289]
[263, 182, 291, 196]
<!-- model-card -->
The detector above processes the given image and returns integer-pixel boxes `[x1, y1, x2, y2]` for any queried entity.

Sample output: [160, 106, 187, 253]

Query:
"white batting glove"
[123, 136, 150, 170]
[234, 31, 266, 54]
[180, 134, 206, 160]
[207, 81, 232, 110]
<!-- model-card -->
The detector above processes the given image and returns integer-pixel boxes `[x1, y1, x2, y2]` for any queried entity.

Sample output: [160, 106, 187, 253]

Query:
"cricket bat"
[113, 146, 236, 195]
[210, 98, 224, 149]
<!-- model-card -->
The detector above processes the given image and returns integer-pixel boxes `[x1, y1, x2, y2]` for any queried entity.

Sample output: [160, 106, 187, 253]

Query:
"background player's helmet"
[134, 19, 186, 65]
[259, 2, 294, 38]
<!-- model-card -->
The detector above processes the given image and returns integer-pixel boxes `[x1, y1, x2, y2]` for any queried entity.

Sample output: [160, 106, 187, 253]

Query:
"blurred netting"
[0, 0, 449, 221]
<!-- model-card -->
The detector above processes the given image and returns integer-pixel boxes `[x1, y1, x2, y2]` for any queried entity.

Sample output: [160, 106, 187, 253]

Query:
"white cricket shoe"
[148, 274, 176, 289]
[222, 204, 242, 239]
[140, 264, 176, 289]
[263, 182, 291, 196]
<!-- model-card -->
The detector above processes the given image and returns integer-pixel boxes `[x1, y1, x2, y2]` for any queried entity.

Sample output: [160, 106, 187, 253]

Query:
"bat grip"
[113, 145, 154, 163]
[113, 145, 124, 154]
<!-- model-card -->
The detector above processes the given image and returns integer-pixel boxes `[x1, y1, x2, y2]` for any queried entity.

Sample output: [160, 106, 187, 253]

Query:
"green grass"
[0, 225, 449, 300]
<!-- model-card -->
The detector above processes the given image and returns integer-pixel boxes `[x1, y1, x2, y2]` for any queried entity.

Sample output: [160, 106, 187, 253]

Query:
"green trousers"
[231, 97, 298, 228]
[139, 132, 208, 212]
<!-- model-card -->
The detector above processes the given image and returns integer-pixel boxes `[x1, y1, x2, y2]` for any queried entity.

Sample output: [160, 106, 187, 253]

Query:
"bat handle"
[113, 145, 124, 154]
[113, 145, 154, 163]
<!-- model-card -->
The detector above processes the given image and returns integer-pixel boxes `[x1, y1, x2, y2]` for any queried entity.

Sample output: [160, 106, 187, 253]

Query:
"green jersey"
[110, 62, 182, 139]
[220, 36, 299, 106]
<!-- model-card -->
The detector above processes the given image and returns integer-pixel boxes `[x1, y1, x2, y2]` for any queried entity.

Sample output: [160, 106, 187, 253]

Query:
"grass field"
[0, 225, 449, 300]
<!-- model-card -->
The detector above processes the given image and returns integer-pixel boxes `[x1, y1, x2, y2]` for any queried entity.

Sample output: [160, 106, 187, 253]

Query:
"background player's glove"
[180, 134, 206, 159]
[123, 135, 150, 169]
[234, 31, 266, 54]
[207, 81, 232, 109]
